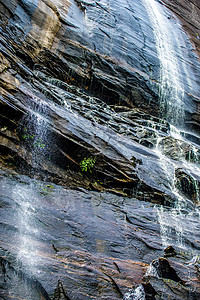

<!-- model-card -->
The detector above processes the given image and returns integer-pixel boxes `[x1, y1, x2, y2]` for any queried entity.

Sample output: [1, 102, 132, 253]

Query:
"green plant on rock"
[40, 184, 54, 196]
[21, 128, 46, 149]
[1, 126, 7, 132]
[33, 141, 46, 148]
[80, 156, 96, 173]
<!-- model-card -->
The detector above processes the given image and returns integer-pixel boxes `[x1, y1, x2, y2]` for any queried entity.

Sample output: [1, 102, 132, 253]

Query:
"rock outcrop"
[1, 0, 200, 127]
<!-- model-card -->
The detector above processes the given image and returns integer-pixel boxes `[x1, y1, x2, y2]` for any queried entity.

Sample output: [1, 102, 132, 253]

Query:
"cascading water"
[9, 95, 51, 298]
[142, 0, 200, 249]
[143, 0, 189, 125]
[20, 95, 50, 171]
[153, 140, 185, 248]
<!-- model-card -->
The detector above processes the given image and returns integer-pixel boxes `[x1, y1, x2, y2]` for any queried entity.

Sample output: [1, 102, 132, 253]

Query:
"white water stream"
[124, 285, 146, 300]
[124, 3, 200, 297]
[143, 0, 200, 249]
[12, 97, 50, 282]
[12, 184, 40, 275]
[143, 0, 191, 125]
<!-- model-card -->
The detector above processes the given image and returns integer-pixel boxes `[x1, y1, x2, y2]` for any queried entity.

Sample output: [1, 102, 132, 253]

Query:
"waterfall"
[153, 138, 185, 248]
[21, 95, 50, 171]
[12, 183, 40, 275]
[143, 0, 200, 249]
[143, 0, 191, 125]
[10, 94, 51, 296]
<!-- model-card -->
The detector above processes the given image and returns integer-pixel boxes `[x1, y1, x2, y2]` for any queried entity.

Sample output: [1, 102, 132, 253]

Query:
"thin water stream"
[8, 96, 51, 297]
[143, 0, 187, 125]
[20, 96, 50, 170]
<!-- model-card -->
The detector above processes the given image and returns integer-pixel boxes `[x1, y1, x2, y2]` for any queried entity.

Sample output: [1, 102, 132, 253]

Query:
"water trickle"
[154, 135, 185, 247]
[145, 262, 158, 277]
[12, 184, 40, 275]
[153, 126, 200, 247]
[20, 95, 51, 172]
[10, 95, 52, 296]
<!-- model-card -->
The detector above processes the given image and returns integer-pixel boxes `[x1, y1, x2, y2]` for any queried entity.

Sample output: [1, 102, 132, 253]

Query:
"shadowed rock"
[53, 280, 71, 300]
[175, 168, 200, 203]
[164, 245, 177, 258]
[0, 257, 51, 300]
[151, 258, 183, 283]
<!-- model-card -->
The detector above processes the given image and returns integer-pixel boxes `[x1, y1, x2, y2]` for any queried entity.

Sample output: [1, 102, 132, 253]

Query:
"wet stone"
[0, 173, 200, 299]
[164, 245, 177, 257]
[151, 258, 183, 283]
[175, 168, 200, 203]
[0, 0, 200, 299]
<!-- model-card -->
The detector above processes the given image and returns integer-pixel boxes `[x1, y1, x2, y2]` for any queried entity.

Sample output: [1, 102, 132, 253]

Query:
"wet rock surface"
[0, 257, 51, 300]
[124, 255, 200, 300]
[162, 0, 200, 57]
[0, 172, 200, 299]
[0, 75, 199, 205]
[0, 0, 200, 126]
[0, 0, 200, 299]
[0, 0, 200, 202]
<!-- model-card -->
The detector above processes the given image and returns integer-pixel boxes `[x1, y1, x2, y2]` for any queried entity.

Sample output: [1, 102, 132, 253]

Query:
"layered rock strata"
[0, 0, 200, 299]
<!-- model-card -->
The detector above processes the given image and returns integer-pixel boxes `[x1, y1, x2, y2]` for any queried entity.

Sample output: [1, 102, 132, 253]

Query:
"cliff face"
[0, 0, 200, 299]
[0, 0, 160, 117]
[161, 0, 200, 127]
[1, 0, 200, 201]
[162, 0, 200, 57]
[0, 172, 200, 300]
[1, 0, 200, 122]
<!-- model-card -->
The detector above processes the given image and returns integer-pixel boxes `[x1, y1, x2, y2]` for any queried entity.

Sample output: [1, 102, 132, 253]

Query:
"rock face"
[0, 0, 200, 125]
[0, 0, 200, 202]
[162, 0, 200, 57]
[0, 0, 200, 299]
[0, 172, 200, 299]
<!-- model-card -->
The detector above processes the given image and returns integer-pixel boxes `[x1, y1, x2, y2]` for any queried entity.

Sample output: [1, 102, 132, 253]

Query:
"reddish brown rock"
[162, 0, 200, 58]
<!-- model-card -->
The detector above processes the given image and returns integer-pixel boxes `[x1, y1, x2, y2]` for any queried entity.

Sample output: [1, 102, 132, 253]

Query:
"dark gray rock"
[0, 0, 200, 128]
[175, 168, 200, 204]
[0, 1, 200, 299]
[0, 172, 200, 299]
[0, 0, 199, 204]
[0, 257, 51, 300]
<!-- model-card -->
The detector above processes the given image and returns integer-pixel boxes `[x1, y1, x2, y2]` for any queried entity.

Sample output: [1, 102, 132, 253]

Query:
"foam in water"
[170, 125, 182, 140]
[123, 285, 146, 300]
